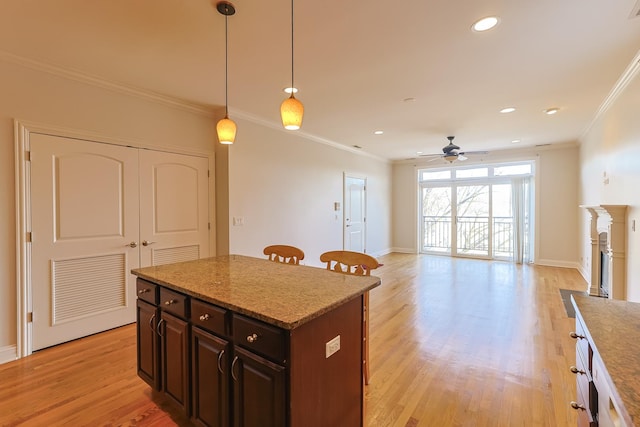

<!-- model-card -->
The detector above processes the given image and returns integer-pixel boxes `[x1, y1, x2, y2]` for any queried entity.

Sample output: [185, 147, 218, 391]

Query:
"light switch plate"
[326, 335, 340, 358]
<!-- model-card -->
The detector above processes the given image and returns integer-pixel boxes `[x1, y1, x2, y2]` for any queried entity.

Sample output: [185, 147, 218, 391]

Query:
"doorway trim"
[14, 119, 213, 359]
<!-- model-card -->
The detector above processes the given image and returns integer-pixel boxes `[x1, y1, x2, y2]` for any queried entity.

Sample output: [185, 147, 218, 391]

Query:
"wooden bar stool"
[263, 244, 305, 265]
[319, 250, 381, 385]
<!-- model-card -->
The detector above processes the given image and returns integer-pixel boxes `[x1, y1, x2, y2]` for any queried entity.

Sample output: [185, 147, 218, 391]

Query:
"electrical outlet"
[325, 335, 340, 358]
[233, 216, 244, 226]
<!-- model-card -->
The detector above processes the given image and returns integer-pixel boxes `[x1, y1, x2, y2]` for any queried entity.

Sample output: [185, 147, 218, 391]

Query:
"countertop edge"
[133, 270, 381, 330]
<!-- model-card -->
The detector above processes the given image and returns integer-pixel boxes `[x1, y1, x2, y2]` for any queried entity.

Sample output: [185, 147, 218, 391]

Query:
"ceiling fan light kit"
[419, 136, 489, 163]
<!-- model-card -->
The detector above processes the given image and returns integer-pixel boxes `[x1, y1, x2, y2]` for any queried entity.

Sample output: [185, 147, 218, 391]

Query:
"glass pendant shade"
[217, 115, 237, 145]
[280, 94, 304, 130]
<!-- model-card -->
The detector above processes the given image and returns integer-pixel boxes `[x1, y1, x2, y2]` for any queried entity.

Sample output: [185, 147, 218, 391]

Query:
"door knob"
[142, 240, 156, 246]
[126, 241, 138, 248]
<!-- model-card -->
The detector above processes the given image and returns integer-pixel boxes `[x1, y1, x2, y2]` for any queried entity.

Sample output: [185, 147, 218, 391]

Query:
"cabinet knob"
[199, 314, 210, 321]
[138, 288, 149, 294]
[569, 366, 586, 375]
[164, 299, 176, 305]
[569, 332, 585, 340]
[570, 401, 586, 411]
[246, 333, 258, 343]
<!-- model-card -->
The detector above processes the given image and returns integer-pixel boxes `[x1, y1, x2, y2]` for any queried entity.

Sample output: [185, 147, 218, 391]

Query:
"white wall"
[226, 117, 393, 267]
[391, 145, 580, 266]
[579, 62, 640, 301]
[0, 58, 216, 362]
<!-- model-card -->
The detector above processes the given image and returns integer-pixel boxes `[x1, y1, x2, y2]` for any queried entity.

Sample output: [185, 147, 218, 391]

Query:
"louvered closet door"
[138, 150, 209, 268]
[31, 134, 140, 351]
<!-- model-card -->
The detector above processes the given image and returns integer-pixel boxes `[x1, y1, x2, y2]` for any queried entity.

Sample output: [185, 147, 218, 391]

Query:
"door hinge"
[25, 150, 31, 161]
[26, 231, 32, 243]
[27, 312, 33, 323]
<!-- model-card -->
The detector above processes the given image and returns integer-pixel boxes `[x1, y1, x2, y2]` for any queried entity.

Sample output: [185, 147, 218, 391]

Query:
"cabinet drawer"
[574, 317, 591, 372]
[137, 279, 158, 305]
[191, 299, 228, 337]
[159, 287, 189, 319]
[233, 314, 286, 363]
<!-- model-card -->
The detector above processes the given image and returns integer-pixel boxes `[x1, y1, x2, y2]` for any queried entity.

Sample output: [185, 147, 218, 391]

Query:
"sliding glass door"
[419, 162, 534, 262]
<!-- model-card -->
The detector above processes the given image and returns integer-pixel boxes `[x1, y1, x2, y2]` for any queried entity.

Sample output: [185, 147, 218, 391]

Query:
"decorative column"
[601, 205, 628, 300]
[583, 207, 600, 296]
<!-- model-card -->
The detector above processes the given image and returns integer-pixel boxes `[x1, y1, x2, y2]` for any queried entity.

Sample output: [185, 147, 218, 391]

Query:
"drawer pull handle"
[246, 333, 258, 343]
[570, 401, 586, 411]
[569, 332, 585, 340]
[138, 288, 149, 294]
[164, 299, 176, 306]
[569, 366, 585, 375]
[200, 314, 210, 321]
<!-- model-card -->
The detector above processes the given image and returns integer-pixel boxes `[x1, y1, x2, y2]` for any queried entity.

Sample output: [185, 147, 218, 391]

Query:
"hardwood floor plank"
[0, 254, 585, 426]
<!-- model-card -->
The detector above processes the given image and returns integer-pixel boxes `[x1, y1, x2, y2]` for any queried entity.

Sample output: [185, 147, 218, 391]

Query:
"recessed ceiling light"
[500, 107, 516, 113]
[374, 130, 384, 135]
[403, 97, 416, 103]
[472, 16, 500, 32]
[511, 139, 521, 143]
[284, 87, 298, 94]
[544, 107, 559, 115]
[416, 151, 423, 155]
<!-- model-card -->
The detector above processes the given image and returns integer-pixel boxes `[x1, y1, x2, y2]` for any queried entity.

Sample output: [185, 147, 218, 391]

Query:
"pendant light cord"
[290, 0, 294, 91]
[224, 12, 229, 117]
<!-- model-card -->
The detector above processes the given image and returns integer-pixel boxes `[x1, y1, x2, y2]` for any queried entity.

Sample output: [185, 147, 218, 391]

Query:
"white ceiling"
[1, 0, 640, 160]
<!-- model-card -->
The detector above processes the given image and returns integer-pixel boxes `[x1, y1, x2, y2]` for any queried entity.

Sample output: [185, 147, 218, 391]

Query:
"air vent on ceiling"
[631, 0, 640, 18]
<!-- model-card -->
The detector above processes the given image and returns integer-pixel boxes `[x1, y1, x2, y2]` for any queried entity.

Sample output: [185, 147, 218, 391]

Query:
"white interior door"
[30, 134, 140, 351]
[139, 150, 209, 267]
[30, 138, 210, 351]
[343, 175, 366, 252]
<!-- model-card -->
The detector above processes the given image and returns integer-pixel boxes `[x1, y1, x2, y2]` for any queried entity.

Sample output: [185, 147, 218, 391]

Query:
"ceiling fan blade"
[458, 150, 489, 155]
[458, 154, 468, 161]
[418, 153, 442, 158]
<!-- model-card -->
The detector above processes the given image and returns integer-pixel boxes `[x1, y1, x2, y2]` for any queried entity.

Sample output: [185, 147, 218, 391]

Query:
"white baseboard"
[0, 345, 17, 365]
[389, 247, 417, 254]
[536, 259, 581, 270]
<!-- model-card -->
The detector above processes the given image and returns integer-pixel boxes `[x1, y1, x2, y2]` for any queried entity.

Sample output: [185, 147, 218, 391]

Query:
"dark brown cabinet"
[192, 327, 230, 427]
[232, 345, 286, 427]
[136, 299, 159, 389]
[135, 276, 365, 427]
[159, 310, 190, 413]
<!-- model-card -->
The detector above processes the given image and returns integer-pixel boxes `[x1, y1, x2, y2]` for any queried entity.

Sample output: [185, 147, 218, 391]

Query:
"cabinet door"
[232, 347, 286, 427]
[160, 311, 190, 414]
[136, 299, 160, 390]
[192, 327, 230, 427]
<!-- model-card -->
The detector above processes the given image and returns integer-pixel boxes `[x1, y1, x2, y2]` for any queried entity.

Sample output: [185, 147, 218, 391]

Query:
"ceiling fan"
[419, 136, 488, 163]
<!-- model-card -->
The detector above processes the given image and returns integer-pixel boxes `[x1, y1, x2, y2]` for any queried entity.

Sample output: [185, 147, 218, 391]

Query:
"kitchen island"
[571, 294, 640, 426]
[132, 254, 381, 427]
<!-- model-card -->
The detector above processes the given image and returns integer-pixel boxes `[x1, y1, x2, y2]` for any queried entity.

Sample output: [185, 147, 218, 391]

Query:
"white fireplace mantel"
[580, 205, 628, 299]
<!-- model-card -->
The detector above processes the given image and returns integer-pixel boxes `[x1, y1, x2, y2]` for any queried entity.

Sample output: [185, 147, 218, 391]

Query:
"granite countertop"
[131, 254, 381, 330]
[571, 294, 640, 425]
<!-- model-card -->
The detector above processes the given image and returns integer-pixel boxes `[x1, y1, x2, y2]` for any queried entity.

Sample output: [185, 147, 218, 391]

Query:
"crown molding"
[229, 108, 390, 164]
[581, 49, 640, 139]
[0, 50, 215, 116]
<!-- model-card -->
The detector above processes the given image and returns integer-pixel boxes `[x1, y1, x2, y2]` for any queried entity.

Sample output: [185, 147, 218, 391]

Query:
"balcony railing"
[422, 215, 513, 258]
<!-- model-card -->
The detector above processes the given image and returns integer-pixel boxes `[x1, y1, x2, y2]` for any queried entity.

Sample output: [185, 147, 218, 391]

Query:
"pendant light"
[216, 1, 236, 145]
[280, 0, 304, 130]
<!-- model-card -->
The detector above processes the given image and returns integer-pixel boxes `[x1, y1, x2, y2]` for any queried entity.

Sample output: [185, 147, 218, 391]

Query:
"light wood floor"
[0, 253, 586, 426]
